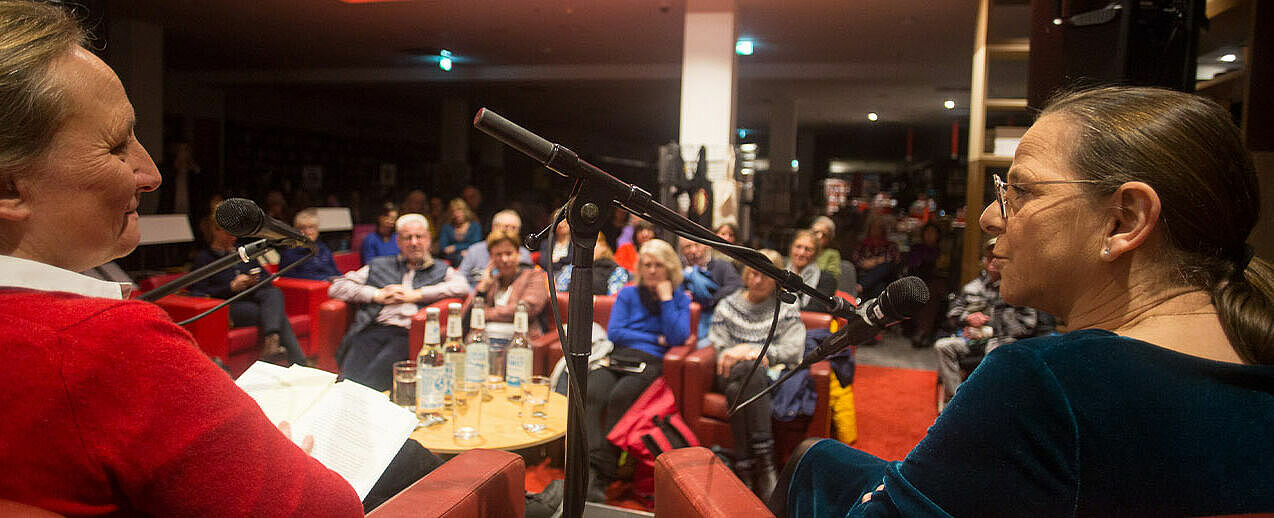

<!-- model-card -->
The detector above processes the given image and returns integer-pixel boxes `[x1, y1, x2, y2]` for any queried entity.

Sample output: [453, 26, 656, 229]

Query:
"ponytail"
[1212, 255, 1274, 365]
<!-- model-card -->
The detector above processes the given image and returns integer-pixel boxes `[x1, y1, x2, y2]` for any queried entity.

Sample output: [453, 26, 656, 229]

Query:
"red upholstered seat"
[672, 311, 837, 466]
[367, 448, 525, 518]
[655, 446, 774, 518]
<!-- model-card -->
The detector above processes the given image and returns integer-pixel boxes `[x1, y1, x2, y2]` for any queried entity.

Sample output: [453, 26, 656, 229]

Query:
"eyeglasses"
[992, 173, 1101, 220]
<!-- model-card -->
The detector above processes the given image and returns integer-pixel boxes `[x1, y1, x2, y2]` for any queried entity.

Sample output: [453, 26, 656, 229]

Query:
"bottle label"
[471, 308, 485, 329]
[425, 322, 440, 345]
[447, 313, 462, 338]
[444, 354, 465, 395]
[465, 344, 489, 384]
[506, 348, 532, 387]
[514, 312, 528, 333]
[417, 364, 446, 409]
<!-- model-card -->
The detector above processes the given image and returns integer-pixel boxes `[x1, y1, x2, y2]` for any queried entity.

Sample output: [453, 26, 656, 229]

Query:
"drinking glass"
[521, 376, 551, 433]
[391, 360, 417, 411]
[452, 381, 484, 442]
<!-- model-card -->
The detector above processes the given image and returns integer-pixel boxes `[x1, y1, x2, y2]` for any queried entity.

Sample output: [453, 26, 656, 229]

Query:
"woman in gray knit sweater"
[707, 249, 807, 501]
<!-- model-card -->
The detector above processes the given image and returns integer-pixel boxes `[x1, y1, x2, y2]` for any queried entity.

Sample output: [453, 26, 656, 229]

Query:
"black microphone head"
[876, 276, 930, 320]
[214, 198, 265, 238]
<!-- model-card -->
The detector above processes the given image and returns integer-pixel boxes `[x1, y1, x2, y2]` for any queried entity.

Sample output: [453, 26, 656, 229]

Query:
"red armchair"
[315, 296, 463, 373]
[367, 448, 525, 518]
[655, 446, 774, 518]
[672, 312, 836, 466]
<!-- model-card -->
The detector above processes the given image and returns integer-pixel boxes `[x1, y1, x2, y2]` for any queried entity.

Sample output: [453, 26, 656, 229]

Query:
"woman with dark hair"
[438, 197, 482, 265]
[901, 222, 947, 347]
[361, 202, 400, 265]
[585, 239, 690, 502]
[782, 86, 1274, 517]
[473, 230, 549, 343]
[851, 215, 900, 299]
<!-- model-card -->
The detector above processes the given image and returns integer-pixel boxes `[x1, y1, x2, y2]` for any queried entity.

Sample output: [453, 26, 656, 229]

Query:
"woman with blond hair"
[585, 239, 690, 502]
[438, 197, 482, 265]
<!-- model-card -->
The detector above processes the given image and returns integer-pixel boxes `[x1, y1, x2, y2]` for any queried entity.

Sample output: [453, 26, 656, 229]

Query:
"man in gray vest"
[329, 213, 469, 390]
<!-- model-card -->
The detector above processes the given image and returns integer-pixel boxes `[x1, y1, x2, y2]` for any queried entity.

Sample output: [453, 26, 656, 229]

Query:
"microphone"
[215, 198, 314, 249]
[798, 276, 930, 368]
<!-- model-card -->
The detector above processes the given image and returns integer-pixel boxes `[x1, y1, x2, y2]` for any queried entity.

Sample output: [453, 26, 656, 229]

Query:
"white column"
[678, 0, 737, 225]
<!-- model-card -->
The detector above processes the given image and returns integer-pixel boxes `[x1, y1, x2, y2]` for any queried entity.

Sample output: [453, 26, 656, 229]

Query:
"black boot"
[749, 436, 779, 503]
[586, 469, 609, 503]
[733, 457, 757, 493]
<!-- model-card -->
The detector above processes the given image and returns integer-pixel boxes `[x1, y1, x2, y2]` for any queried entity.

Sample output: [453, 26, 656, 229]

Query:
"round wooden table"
[410, 390, 568, 454]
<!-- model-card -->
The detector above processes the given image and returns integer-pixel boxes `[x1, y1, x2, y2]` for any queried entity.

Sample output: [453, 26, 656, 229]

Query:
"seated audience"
[851, 215, 901, 299]
[786, 229, 837, 313]
[361, 202, 400, 265]
[706, 249, 805, 500]
[586, 239, 690, 502]
[712, 221, 744, 272]
[192, 220, 306, 366]
[456, 209, 532, 286]
[472, 231, 549, 343]
[555, 232, 630, 296]
[810, 216, 842, 278]
[438, 198, 483, 265]
[679, 235, 742, 343]
[279, 208, 342, 281]
[784, 86, 1274, 517]
[0, 4, 369, 512]
[548, 211, 573, 269]
[934, 237, 1042, 403]
[329, 214, 469, 391]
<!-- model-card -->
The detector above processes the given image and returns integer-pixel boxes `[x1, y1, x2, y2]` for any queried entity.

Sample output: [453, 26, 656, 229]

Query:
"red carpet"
[849, 364, 940, 461]
[523, 364, 940, 508]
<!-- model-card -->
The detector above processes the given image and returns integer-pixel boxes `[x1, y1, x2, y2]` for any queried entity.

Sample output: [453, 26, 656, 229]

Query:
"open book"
[235, 362, 418, 500]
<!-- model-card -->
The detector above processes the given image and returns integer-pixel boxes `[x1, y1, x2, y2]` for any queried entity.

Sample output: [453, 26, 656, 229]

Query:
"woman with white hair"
[810, 216, 841, 278]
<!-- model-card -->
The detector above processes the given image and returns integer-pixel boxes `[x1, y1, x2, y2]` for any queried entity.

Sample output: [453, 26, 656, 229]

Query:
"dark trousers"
[340, 324, 409, 392]
[715, 360, 773, 459]
[228, 283, 305, 365]
[363, 439, 446, 512]
[585, 348, 663, 479]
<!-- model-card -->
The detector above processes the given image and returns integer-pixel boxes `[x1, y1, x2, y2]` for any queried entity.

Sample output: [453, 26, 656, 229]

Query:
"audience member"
[329, 214, 469, 391]
[548, 212, 573, 269]
[934, 237, 1043, 402]
[400, 189, 427, 215]
[472, 231, 549, 343]
[810, 216, 842, 278]
[785, 86, 1274, 517]
[555, 233, 630, 296]
[614, 219, 655, 273]
[679, 235, 742, 343]
[786, 229, 837, 313]
[192, 220, 306, 366]
[901, 222, 947, 347]
[457, 209, 532, 286]
[438, 198, 483, 265]
[279, 208, 342, 281]
[707, 249, 805, 499]
[851, 215, 900, 299]
[361, 202, 400, 265]
[586, 239, 690, 502]
[712, 221, 743, 272]
[601, 207, 628, 251]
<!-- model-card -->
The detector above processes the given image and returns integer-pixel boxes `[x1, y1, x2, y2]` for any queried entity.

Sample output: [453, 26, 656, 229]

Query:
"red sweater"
[0, 289, 363, 517]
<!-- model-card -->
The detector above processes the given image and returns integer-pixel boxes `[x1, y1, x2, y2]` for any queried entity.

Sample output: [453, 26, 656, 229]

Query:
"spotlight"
[867, 112, 879, 122]
[735, 39, 754, 56]
[1219, 53, 1238, 63]
[439, 49, 453, 71]
[944, 100, 956, 110]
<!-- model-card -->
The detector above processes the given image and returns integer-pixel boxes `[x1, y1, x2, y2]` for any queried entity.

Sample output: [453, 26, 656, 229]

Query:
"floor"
[854, 326, 939, 371]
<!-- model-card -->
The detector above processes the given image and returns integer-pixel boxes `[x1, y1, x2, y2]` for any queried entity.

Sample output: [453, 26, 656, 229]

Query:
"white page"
[289, 380, 418, 501]
[235, 362, 298, 423]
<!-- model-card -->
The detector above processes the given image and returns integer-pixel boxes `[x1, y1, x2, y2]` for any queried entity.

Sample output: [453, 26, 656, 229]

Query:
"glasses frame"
[992, 173, 1102, 220]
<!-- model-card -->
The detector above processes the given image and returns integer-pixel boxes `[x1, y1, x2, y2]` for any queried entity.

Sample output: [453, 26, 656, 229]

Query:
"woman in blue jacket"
[585, 239, 690, 502]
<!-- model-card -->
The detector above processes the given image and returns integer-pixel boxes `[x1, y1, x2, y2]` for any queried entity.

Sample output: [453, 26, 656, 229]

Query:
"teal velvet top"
[788, 329, 1274, 517]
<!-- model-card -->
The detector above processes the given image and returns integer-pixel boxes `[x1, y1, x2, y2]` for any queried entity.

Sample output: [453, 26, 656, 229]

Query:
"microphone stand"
[137, 239, 274, 303]
[475, 109, 854, 517]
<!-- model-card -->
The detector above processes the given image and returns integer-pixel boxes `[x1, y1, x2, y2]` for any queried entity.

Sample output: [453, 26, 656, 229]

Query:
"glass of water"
[521, 376, 551, 433]
[452, 381, 484, 442]
[391, 360, 417, 411]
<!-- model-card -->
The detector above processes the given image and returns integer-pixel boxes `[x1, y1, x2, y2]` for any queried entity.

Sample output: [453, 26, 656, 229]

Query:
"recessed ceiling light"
[944, 100, 956, 110]
[1219, 53, 1238, 63]
[439, 49, 453, 71]
[735, 39, 755, 56]
[867, 112, 879, 122]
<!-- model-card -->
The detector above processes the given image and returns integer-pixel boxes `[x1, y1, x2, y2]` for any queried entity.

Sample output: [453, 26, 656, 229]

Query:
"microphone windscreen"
[214, 198, 264, 238]
[878, 276, 930, 320]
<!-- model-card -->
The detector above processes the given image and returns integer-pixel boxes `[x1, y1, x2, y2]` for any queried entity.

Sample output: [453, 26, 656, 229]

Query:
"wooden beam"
[964, 0, 992, 286]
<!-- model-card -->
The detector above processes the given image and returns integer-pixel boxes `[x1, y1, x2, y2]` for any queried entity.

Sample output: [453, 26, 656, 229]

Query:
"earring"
[1102, 248, 1111, 257]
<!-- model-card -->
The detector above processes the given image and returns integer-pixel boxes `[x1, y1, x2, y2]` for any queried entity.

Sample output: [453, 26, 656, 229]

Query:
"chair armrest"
[680, 346, 717, 424]
[532, 331, 559, 376]
[273, 277, 330, 317]
[654, 447, 774, 518]
[147, 294, 230, 361]
[367, 449, 525, 518]
[315, 299, 349, 372]
[806, 360, 833, 439]
[408, 297, 464, 361]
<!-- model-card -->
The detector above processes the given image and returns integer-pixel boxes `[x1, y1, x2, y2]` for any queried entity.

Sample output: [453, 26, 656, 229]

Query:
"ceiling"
[110, 0, 1031, 149]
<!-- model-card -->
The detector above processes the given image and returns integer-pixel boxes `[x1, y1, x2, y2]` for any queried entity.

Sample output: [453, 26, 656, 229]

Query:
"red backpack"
[606, 377, 699, 500]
